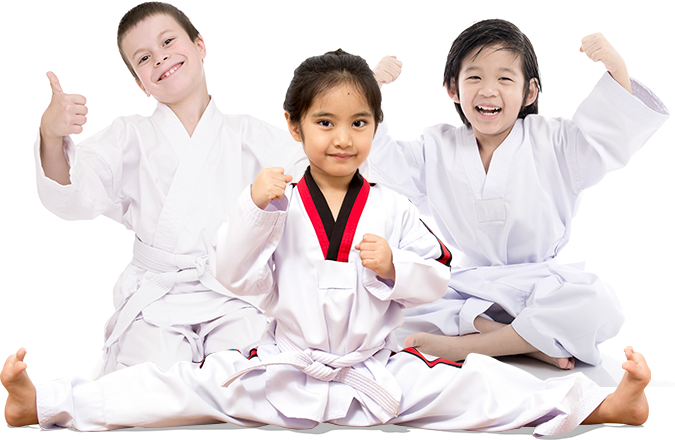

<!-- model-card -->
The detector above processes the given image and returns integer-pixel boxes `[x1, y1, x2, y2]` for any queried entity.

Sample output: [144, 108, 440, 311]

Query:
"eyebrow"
[462, 66, 519, 75]
[310, 111, 374, 118]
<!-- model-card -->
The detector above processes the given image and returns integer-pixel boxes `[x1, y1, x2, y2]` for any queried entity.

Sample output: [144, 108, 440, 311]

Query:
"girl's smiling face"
[286, 83, 375, 188]
[121, 13, 206, 106]
[448, 45, 538, 149]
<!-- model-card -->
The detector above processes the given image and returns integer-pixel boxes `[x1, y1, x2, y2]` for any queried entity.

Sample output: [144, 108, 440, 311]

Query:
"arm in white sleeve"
[567, 72, 670, 192]
[34, 123, 124, 222]
[363, 192, 451, 308]
[213, 186, 289, 296]
[367, 120, 428, 207]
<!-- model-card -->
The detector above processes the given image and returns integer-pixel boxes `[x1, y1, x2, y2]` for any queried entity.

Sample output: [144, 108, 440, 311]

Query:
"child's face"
[448, 45, 537, 148]
[286, 83, 375, 184]
[121, 14, 206, 105]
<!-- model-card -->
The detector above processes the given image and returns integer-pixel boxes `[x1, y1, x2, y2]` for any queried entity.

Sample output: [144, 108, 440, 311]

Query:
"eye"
[163, 38, 174, 46]
[138, 55, 150, 65]
[353, 119, 368, 128]
[499, 77, 513, 82]
[318, 120, 332, 127]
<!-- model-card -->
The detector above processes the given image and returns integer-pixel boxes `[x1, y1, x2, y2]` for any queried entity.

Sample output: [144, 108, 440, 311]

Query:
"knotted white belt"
[222, 332, 400, 419]
[103, 236, 233, 350]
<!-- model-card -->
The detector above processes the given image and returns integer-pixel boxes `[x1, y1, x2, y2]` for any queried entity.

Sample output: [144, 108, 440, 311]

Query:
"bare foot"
[405, 331, 576, 370]
[583, 346, 650, 425]
[1, 348, 38, 427]
[526, 351, 576, 370]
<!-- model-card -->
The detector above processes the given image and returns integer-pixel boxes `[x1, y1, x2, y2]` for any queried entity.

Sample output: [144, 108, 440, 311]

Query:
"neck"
[310, 167, 355, 194]
[474, 126, 513, 173]
[165, 84, 210, 137]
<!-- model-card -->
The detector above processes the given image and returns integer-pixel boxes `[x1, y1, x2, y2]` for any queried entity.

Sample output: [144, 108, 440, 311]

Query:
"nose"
[332, 126, 352, 148]
[479, 79, 498, 97]
[155, 55, 169, 67]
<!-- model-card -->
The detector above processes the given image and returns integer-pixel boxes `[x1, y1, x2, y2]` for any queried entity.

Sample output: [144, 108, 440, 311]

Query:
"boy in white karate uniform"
[3, 49, 651, 437]
[36, 2, 305, 376]
[370, 19, 669, 369]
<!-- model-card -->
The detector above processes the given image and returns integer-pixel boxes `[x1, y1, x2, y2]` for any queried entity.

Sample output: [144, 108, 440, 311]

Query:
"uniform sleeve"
[34, 123, 126, 222]
[565, 72, 669, 192]
[239, 115, 308, 180]
[367, 120, 428, 207]
[363, 191, 451, 309]
[212, 186, 289, 297]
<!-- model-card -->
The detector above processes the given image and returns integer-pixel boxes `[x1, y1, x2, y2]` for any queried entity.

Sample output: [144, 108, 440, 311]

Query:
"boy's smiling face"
[448, 45, 537, 149]
[121, 13, 206, 106]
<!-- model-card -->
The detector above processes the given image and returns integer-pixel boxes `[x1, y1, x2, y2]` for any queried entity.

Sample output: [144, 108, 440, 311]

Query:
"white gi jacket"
[368, 73, 669, 364]
[34, 169, 609, 436]
[34, 98, 307, 374]
[214, 168, 451, 423]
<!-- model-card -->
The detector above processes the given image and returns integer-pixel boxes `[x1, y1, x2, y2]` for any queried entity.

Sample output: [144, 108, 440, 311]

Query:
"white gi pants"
[37, 346, 608, 436]
[399, 260, 624, 365]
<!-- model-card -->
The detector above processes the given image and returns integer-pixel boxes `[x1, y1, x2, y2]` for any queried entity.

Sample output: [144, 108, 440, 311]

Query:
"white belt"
[103, 236, 233, 350]
[222, 331, 400, 419]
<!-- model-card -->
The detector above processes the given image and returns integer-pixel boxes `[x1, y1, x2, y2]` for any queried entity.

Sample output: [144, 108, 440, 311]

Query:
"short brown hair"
[117, 2, 200, 82]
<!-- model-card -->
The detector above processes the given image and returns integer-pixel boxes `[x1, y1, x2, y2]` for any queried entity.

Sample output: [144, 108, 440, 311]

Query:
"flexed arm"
[39, 72, 88, 185]
[213, 168, 291, 296]
[580, 33, 632, 94]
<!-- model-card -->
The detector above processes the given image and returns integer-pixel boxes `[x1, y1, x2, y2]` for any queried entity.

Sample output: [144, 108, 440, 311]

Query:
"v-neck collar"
[297, 167, 370, 262]
[459, 119, 523, 200]
[151, 97, 218, 159]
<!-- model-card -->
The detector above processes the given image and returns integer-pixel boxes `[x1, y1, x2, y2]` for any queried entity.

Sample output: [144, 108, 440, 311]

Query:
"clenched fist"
[251, 167, 293, 210]
[373, 56, 402, 88]
[580, 33, 631, 94]
[355, 233, 395, 281]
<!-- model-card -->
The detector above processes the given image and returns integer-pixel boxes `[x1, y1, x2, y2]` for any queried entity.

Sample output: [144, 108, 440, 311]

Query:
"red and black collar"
[297, 167, 370, 262]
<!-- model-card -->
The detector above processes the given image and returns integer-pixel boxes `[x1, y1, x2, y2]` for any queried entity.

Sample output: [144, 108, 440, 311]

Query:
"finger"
[361, 233, 377, 242]
[70, 94, 88, 106]
[46, 71, 63, 94]
[284, 174, 293, 183]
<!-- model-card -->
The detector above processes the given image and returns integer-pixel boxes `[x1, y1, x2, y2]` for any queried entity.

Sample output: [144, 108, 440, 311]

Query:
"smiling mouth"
[158, 62, 183, 81]
[330, 154, 355, 160]
[476, 105, 502, 116]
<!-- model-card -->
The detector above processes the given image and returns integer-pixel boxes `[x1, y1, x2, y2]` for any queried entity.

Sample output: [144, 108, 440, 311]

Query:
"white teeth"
[477, 106, 501, 114]
[161, 64, 181, 79]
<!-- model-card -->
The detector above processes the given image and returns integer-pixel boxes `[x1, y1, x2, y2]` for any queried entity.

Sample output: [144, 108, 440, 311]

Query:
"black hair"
[443, 19, 542, 127]
[283, 49, 383, 130]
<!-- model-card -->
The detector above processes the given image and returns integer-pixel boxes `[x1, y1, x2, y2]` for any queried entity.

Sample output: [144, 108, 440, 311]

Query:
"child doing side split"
[36, 2, 306, 376]
[370, 20, 669, 369]
[3, 49, 651, 436]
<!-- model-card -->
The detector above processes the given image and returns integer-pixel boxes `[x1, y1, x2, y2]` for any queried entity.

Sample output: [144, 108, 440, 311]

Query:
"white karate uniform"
[367, 73, 669, 365]
[35, 170, 608, 436]
[35, 98, 307, 375]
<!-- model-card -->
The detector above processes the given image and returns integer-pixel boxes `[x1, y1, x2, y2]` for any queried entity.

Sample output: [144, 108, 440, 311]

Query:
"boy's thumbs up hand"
[40, 72, 89, 141]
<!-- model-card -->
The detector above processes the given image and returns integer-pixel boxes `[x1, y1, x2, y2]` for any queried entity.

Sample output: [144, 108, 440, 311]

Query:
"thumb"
[284, 174, 293, 183]
[46, 71, 63, 94]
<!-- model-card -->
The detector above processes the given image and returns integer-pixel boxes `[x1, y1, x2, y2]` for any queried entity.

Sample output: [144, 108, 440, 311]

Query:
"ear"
[136, 80, 151, 97]
[195, 35, 206, 60]
[524, 78, 538, 107]
[446, 78, 460, 104]
[284, 112, 303, 142]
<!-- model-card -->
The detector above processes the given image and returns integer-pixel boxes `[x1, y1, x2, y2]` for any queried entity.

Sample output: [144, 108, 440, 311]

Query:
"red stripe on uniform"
[420, 220, 452, 267]
[336, 177, 370, 262]
[297, 176, 330, 259]
[401, 347, 463, 368]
